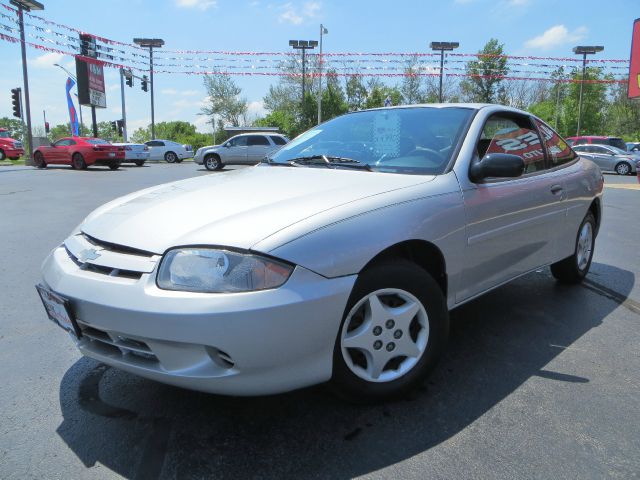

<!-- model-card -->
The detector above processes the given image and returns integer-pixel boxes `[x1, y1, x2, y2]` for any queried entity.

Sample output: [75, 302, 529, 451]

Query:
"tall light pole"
[11, 0, 44, 165]
[573, 45, 604, 136]
[429, 41, 459, 103]
[317, 25, 328, 124]
[289, 40, 318, 105]
[134, 38, 165, 140]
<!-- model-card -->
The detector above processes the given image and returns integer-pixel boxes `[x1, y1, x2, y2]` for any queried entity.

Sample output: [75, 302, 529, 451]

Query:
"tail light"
[144, 145, 149, 151]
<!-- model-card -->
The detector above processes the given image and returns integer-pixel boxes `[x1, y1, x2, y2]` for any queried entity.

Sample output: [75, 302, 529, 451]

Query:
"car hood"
[80, 166, 435, 254]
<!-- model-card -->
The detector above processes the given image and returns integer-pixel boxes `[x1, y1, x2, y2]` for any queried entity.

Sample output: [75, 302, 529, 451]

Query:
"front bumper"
[41, 244, 355, 395]
[2, 147, 24, 157]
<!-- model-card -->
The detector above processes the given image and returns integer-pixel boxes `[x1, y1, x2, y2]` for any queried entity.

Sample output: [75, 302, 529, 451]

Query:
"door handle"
[550, 184, 564, 195]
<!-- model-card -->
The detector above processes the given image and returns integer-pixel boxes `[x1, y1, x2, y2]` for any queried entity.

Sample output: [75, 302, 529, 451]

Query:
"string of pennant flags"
[0, 1, 630, 85]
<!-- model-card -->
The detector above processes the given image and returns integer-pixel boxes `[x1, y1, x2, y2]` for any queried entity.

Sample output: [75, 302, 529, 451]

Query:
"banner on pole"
[65, 77, 79, 136]
[629, 18, 640, 99]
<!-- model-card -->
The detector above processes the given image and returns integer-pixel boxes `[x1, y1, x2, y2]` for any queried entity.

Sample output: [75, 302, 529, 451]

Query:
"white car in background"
[111, 143, 150, 167]
[144, 139, 193, 163]
[194, 133, 289, 171]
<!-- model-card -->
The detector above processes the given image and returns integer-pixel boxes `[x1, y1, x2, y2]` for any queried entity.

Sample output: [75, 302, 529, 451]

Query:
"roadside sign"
[629, 18, 640, 99]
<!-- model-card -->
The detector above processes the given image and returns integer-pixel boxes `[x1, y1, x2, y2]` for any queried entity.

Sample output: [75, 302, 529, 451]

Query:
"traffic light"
[111, 121, 117, 131]
[116, 119, 124, 137]
[141, 75, 148, 92]
[45, 122, 50, 134]
[125, 72, 133, 87]
[11, 88, 21, 118]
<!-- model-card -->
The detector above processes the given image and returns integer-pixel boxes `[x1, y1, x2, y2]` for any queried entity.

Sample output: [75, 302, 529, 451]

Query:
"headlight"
[157, 248, 294, 293]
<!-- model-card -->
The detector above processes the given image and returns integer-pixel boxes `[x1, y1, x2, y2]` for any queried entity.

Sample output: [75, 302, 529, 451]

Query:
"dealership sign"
[629, 18, 640, 99]
[75, 34, 107, 108]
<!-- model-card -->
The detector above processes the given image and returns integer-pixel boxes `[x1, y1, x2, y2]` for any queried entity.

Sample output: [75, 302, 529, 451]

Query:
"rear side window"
[247, 135, 270, 146]
[534, 120, 577, 168]
[86, 139, 109, 145]
[479, 114, 545, 174]
[574, 138, 588, 145]
[270, 136, 287, 146]
[146, 141, 164, 147]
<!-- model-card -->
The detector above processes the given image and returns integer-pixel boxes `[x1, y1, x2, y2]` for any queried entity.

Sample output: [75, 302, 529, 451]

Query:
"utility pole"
[317, 25, 328, 124]
[119, 68, 128, 141]
[573, 45, 604, 136]
[134, 38, 165, 140]
[429, 41, 459, 103]
[289, 40, 318, 105]
[11, 0, 44, 165]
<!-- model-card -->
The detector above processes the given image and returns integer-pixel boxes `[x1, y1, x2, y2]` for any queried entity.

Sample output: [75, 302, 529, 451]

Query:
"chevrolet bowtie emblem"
[78, 248, 101, 262]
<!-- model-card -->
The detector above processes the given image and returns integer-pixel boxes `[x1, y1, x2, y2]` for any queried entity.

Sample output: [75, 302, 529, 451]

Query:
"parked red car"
[0, 128, 25, 160]
[565, 135, 627, 151]
[34, 137, 124, 170]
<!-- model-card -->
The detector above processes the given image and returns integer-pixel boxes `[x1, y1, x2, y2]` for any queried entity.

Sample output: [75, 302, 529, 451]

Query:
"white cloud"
[161, 88, 179, 95]
[107, 84, 120, 92]
[181, 89, 200, 96]
[31, 52, 65, 69]
[506, 0, 530, 5]
[247, 100, 266, 118]
[175, 0, 217, 10]
[524, 25, 587, 50]
[278, 1, 321, 24]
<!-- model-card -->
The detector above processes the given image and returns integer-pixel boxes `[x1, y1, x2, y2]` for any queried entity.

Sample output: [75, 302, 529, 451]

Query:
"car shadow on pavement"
[55, 263, 635, 480]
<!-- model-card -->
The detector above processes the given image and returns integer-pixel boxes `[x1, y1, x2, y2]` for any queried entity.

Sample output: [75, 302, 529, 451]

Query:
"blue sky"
[0, 0, 637, 135]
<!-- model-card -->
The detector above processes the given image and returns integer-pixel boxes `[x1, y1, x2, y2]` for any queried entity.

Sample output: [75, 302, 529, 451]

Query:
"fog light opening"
[205, 346, 235, 369]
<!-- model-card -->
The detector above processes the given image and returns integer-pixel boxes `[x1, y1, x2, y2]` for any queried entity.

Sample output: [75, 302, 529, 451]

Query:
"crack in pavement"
[582, 279, 640, 316]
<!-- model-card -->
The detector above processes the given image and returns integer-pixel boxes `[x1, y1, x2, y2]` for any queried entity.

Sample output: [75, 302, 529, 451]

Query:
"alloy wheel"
[576, 222, 593, 271]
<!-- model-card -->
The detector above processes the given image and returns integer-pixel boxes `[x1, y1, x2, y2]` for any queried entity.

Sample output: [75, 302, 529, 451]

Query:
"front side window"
[478, 114, 545, 174]
[228, 136, 248, 147]
[534, 119, 577, 168]
[269, 107, 473, 175]
[54, 139, 71, 147]
[247, 135, 270, 146]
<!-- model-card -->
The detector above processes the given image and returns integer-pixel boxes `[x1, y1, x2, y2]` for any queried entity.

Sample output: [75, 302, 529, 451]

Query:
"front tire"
[204, 154, 222, 171]
[34, 152, 46, 169]
[331, 260, 448, 402]
[72, 153, 87, 170]
[550, 211, 596, 284]
[164, 151, 177, 163]
[109, 162, 121, 170]
[0, 150, 5, 160]
[615, 162, 631, 176]
[135, 160, 145, 167]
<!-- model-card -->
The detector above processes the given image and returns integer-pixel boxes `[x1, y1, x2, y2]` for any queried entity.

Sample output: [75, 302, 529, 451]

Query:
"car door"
[49, 139, 71, 163]
[222, 136, 248, 164]
[456, 112, 567, 302]
[246, 135, 272, 164]
[588, 145, 616, 171]
[145, 141, 164, 161]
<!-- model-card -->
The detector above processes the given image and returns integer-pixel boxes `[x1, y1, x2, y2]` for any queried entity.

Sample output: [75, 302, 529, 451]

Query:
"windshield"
[268, 107, 473, 175]
[0, 131, 10, 138]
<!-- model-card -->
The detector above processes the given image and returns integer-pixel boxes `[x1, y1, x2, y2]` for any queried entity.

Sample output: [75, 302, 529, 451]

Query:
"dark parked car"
[566, 136, 627, 151]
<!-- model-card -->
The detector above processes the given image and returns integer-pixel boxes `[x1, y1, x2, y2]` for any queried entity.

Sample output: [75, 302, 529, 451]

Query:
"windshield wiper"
[287, 155, 372, 171]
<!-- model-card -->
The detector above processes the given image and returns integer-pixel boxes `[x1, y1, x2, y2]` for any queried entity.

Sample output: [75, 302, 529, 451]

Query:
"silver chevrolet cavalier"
[37, 104, 603, 401]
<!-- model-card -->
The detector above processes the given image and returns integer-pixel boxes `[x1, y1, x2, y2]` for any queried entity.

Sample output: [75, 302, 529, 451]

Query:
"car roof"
[232, 132, 286, 137]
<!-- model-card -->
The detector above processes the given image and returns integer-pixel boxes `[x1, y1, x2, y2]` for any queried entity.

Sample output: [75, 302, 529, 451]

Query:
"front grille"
[79, 322, 159, 363]
[64, 233, 159, 280]
[83, 233, 154, 257]
[13, 141, 23, 149]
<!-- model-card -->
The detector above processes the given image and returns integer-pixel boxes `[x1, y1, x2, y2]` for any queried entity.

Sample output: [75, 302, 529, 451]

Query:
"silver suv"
[194, 133, 289, 171]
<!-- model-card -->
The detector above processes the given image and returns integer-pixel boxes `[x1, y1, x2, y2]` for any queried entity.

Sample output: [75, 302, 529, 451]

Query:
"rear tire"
[34, 151, 46, 169]
[615, 162, 631, 176]
[72, 153, 87, 170]
[9, 157, 19, 160]
[550, 211, 596, 284]
[0, 150, 5, 160]
[164, 151, 177, 163]
[109, 162, 121, 171]
[331, 260, 448, 402]
[204, 154, 222, 171]
[135, 160, 145, 167]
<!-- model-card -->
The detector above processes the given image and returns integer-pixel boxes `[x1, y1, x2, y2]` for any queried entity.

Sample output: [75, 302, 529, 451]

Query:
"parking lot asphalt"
[0, 163, 639, 479]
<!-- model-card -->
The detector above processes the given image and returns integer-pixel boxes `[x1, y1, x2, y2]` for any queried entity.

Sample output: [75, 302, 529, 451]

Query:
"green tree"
[562, 67, 610, 136]
[345, 75, 368, 111]
[0, 117, 24, 138]
[604, 80, 640, 140]
[364, 85, 402, 109]
[400, 56, 426, 104]
[201, 74, 248, 127]
[460, 38, 509, 103]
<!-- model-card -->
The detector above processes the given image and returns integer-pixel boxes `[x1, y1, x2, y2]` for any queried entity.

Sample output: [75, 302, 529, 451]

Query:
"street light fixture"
[134, 38, 165, 140]
[572, 45, 604, 136]
[289, 40, 318, 105]
[10, 0, 44, 165]
[429, 41, 459, 103]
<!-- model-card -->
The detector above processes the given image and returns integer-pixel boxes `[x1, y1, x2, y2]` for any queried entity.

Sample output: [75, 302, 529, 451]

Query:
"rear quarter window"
[534, 120, 577, 168]
[270, 136, 287, 145]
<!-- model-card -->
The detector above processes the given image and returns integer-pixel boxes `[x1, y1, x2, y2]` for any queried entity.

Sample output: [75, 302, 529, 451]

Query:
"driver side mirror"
[470, 153, 525, 182]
